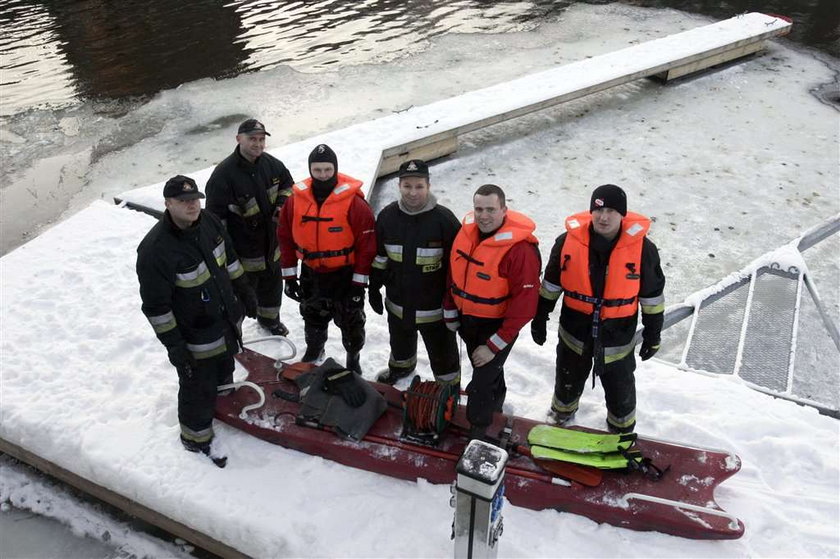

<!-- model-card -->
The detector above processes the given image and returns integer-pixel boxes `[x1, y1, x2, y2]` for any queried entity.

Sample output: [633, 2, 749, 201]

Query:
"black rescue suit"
[136, 210, 249, 445]
[205, 146, 294, 325]
[372, 196, 462, 384]
[538, 211, 665, 432]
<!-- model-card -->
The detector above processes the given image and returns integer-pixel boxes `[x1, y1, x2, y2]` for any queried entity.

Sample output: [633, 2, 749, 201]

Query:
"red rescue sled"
[216, 348, 744, 540]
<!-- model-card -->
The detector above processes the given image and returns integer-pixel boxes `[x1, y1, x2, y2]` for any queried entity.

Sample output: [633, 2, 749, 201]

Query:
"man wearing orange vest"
[531, 184, 665, 433]
[447, 184, 541, 440]
[276, 144, 376, 374]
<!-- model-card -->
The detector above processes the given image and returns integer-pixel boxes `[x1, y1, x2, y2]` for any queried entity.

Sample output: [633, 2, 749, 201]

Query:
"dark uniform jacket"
[539, 227, 665, 356]
[205, 146, 294, 272]
[136, 210, 247, 360]
[372, 197, 461, 326]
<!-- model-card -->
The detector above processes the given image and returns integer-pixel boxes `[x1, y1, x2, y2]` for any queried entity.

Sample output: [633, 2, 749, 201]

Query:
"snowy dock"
[115, 12, 791, 213]
[5, 9, 837, 559]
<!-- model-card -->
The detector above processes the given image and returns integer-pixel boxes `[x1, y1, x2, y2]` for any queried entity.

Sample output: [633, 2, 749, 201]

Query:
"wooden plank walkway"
[0, 437, 249, 559]
[115, 12, 790, 213]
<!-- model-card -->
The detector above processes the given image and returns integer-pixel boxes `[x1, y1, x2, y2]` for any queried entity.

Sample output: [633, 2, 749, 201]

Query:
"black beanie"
[590, 184, 627, 216]
[308, 144, 338, 172]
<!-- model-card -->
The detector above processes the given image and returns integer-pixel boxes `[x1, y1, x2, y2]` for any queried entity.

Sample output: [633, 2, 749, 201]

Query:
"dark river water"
[1, 0, 837, 117]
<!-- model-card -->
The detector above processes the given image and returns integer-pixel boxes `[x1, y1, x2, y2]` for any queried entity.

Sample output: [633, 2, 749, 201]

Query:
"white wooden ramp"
[115, 12, 791, 214]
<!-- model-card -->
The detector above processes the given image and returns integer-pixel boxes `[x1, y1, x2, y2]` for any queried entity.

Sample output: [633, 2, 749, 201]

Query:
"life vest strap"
[299, 246, 354, 260]
[301, 215, 334, 223]
[456, 249, 484, 266]
[451, 285, 510, 306]
[564, 290, 636, 308]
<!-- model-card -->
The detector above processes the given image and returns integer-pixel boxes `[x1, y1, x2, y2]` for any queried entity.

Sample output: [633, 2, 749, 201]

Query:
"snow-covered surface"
[0, 456, 195, 558]
[115, 12, 790, 212]
[1, 4, 839, 558]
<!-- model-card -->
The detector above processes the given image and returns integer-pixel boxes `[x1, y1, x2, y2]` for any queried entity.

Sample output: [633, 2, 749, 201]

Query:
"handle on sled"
[217, 380, 266, 418]
[241, 336, 297, 367]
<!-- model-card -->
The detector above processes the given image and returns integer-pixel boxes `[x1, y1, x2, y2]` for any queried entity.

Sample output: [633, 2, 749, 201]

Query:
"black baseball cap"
[398, 159, 429, 178]
[238, 118, 271, 136]
[163, 175, 205, 200]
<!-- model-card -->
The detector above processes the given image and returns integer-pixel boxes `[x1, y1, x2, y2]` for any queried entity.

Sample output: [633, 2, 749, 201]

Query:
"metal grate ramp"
[739, 267, 799, 393]
[657, 214, 840, 417]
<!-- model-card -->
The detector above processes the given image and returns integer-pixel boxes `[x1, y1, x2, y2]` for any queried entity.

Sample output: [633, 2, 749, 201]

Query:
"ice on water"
[1, 4, 838, 558]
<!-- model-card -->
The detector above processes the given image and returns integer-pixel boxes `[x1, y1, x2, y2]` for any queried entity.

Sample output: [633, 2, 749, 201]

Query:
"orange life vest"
[450, 210, 538, 318]
[560, 211, 650, 319]
[291, 173, 364, 271]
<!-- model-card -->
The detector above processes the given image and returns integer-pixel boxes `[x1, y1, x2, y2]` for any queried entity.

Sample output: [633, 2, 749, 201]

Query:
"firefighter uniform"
[372, 195, 461, 384]
[205, 142, 293, 332]
[137, 208, 250, 448]
[536, 210, 665, 433]
[449, 210, 541, 430]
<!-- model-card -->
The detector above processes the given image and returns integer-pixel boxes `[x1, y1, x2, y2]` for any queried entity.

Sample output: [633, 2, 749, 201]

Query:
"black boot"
[180, 435, 227, 468]
[375, 367, 413, 385]
[346, 351, 363, 376]
[548, 408, 575, 426]
[258, 318, 289, 337]
[607, 419, 636, 434]
[302, 346, 325, 363]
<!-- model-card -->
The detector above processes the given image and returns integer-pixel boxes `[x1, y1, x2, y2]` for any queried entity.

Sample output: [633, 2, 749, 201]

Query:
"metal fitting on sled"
[452, 440, 508, 559]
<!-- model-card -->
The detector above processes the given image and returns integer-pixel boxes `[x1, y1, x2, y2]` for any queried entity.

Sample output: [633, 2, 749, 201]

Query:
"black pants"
[459, 316, 515, 428]
[300, 267, 365, 354]
[177, 355, 235, 443]
[387, 313, 460, 383]
[553, 339, 637, 431]
[246, 265, 282, 322]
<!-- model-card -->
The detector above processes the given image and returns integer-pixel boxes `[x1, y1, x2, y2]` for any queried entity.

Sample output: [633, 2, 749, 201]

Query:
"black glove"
[323, 368, 367, 407]
[639, 340, 661, 361]
[348, 284, 365, 309]
[284, 279, 302, 302]
[368, 288, 384, 315]
[531, 314, 548, 346]
[167, 345, 196, 378]
[240, 288, 258, 319]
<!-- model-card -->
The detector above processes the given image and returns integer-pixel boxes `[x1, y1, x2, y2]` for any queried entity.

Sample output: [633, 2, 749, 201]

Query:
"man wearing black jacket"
[137, 175, 258, 466]
[205, 118, 294, 336]
[370, 159, 461, 386]
[531, 184, 665, 433]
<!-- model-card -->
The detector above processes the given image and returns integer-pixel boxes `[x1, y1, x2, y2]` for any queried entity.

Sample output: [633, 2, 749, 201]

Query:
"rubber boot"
[302, 346, 325, 363]
[346, 351, 363, 376]
[607, 419, 636, 434]
[258, 318, 289, 337]
[548, 409, 576, 426]
[180, 435, 227, 468]
[375, 367, 413, 385]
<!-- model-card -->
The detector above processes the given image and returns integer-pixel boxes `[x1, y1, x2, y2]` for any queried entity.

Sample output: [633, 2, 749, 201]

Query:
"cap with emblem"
[590, 184, 626, 216]
[398, 159, 429, 179]
[163, 175, 205, 200]
[238, 118, 271, 136]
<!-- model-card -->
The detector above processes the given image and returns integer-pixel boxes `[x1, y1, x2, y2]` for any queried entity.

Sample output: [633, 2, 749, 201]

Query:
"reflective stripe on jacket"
[136, 211, 244, 360]
[560, 211, 650, 319]
[291, 174, 364, 271]
[373, 200, 461, 325]
[204, 147, 293, 263]
[450, 210, 538, 318]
